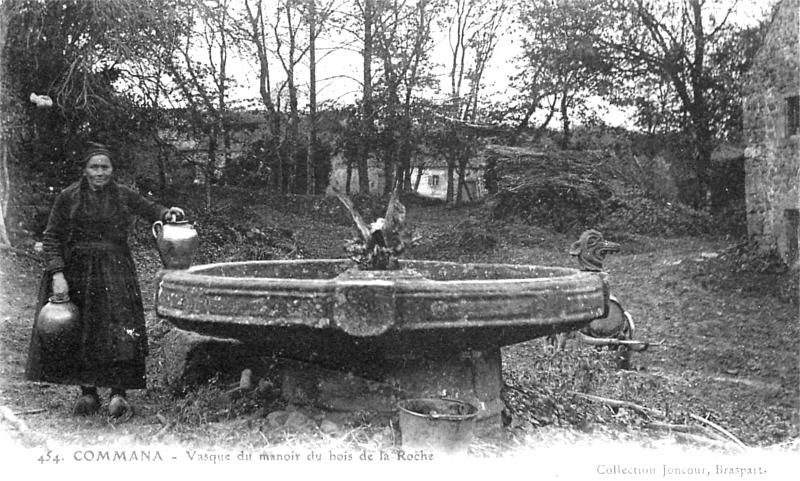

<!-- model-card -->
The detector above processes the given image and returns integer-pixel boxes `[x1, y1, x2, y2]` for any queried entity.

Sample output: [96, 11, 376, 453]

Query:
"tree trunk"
[459, 158, 474, 203]
[383, 146, 394, 196]
[288, 59, 299, 193]
[688, 0, 712, 208]
[397, 114, 413, 195]
[534, 97, 558, 143]
[413, 164, 425, 192]
[244, 0, 282, 193]
[358, 0, 374, 195]
[346, 156, 353, 195]
[0, 3, 11, 245]
[0, 139, 11, 246]
[446, 160, 456, 204]
[403, 153, 413, 192]
[559, 92, 570, 149]
[455, 159, 466, 205]
[378, 54, 398, 197]
[306, 0, 317, 195]
[206, 132, 218, 210]
[157, 144, 167, 194]
[449, 0, 470, 116]
[509, 101, 538, 147]
[691, 119, 714, 208]
[510, 90, 557, 146]
[275, 141, 285, 194]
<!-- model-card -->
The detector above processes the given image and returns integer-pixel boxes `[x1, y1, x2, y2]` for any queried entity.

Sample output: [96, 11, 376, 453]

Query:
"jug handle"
[152, 220, 163, 240]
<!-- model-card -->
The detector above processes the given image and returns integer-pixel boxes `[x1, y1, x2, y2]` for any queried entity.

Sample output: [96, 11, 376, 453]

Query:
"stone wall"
[743, 0, 800, 265]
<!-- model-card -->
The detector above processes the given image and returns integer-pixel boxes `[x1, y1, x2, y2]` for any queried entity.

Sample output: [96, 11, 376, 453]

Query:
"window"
[788, 95, 800, 137]
[428, 175, 440, 187]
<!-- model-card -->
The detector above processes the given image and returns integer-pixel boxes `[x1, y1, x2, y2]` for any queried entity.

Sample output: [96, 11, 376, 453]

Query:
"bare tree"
[357, 0, 376, 195]
[0, 3, 16, 246]
[242, 0, 285, 191]
[373, 0, 439, 193]
[301, 0, 337, 194]
[439, 0, 505, 201]
[307, 0, 319, 194]
[463, 0, 507, 121]
[442, 0, 505, 120]
[157, 0, 234, 208]
[272, 0, 306, 193]
[443, 0, 475, 116]
[128, 12, 184, 194]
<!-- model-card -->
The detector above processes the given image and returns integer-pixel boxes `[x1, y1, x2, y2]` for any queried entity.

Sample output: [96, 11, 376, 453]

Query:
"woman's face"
[84, 155, 113, 190]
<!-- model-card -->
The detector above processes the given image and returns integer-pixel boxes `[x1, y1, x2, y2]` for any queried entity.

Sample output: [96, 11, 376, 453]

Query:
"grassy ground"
[1, 190, 798, 477]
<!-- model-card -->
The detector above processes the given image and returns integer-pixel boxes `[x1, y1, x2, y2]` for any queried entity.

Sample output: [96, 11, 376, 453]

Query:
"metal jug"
[36, 293, 79, 348]
[152, 219, 199, 269]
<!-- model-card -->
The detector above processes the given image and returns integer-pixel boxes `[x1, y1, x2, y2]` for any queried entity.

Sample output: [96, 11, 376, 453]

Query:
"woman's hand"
[165, 207, 185, 222]
[52, 272, 68, 296]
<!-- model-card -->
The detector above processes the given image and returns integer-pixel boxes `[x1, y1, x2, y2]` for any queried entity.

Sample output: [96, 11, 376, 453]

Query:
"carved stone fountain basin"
[155, 259, 609, 428]
[156, 259, 607, 363]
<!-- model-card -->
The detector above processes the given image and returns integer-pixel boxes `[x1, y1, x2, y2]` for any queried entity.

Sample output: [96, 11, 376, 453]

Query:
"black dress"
[25, 178, 168, 389]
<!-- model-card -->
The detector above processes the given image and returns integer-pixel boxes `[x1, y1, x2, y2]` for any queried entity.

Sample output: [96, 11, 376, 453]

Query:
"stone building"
[410, 162, 485, 201]
[743, 0, 800, 266]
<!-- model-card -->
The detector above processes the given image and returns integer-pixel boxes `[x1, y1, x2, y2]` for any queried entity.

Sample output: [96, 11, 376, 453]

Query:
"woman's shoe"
[108, 394, 132, 419]
[73, 392, 100, 416]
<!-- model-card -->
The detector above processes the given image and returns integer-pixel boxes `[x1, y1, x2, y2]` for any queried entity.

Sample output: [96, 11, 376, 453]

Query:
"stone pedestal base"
[161, 328, 243, 394]
[162, 328, 505, 435]
[280, 349, 504, 435]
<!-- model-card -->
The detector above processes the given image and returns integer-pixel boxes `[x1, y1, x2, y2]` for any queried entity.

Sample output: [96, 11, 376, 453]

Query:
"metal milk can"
[152, 219, 199, 269]
[36, 293, 79, 349]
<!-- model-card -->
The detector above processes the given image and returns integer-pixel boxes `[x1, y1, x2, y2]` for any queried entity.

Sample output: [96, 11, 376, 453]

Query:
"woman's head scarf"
[78, 143, 113, 167]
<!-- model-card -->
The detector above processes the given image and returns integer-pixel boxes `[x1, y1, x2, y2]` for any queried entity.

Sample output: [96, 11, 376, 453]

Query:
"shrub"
[598, 188, 716, 237]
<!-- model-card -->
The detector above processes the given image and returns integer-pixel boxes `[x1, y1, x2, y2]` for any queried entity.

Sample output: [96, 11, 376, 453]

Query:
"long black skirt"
[25, 244, 148, 389]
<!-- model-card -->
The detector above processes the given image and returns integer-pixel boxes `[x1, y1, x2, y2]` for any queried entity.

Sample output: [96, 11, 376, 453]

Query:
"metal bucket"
[397, 398, 478, 454]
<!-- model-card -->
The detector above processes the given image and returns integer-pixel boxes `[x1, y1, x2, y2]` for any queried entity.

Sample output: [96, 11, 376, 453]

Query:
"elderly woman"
[25, 144, 185, 418]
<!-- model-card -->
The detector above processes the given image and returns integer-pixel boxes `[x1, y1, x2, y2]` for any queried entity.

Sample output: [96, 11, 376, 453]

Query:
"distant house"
[411, 163, 484, 201]
[329, 152, 485, 201]
[743, 0, 800, 266]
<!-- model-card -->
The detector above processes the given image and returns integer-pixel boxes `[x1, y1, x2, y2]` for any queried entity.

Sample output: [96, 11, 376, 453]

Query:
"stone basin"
[156, 259, 608, 372]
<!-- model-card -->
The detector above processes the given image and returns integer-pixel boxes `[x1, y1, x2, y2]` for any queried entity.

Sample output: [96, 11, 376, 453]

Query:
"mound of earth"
[484, 145, 715, 237]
